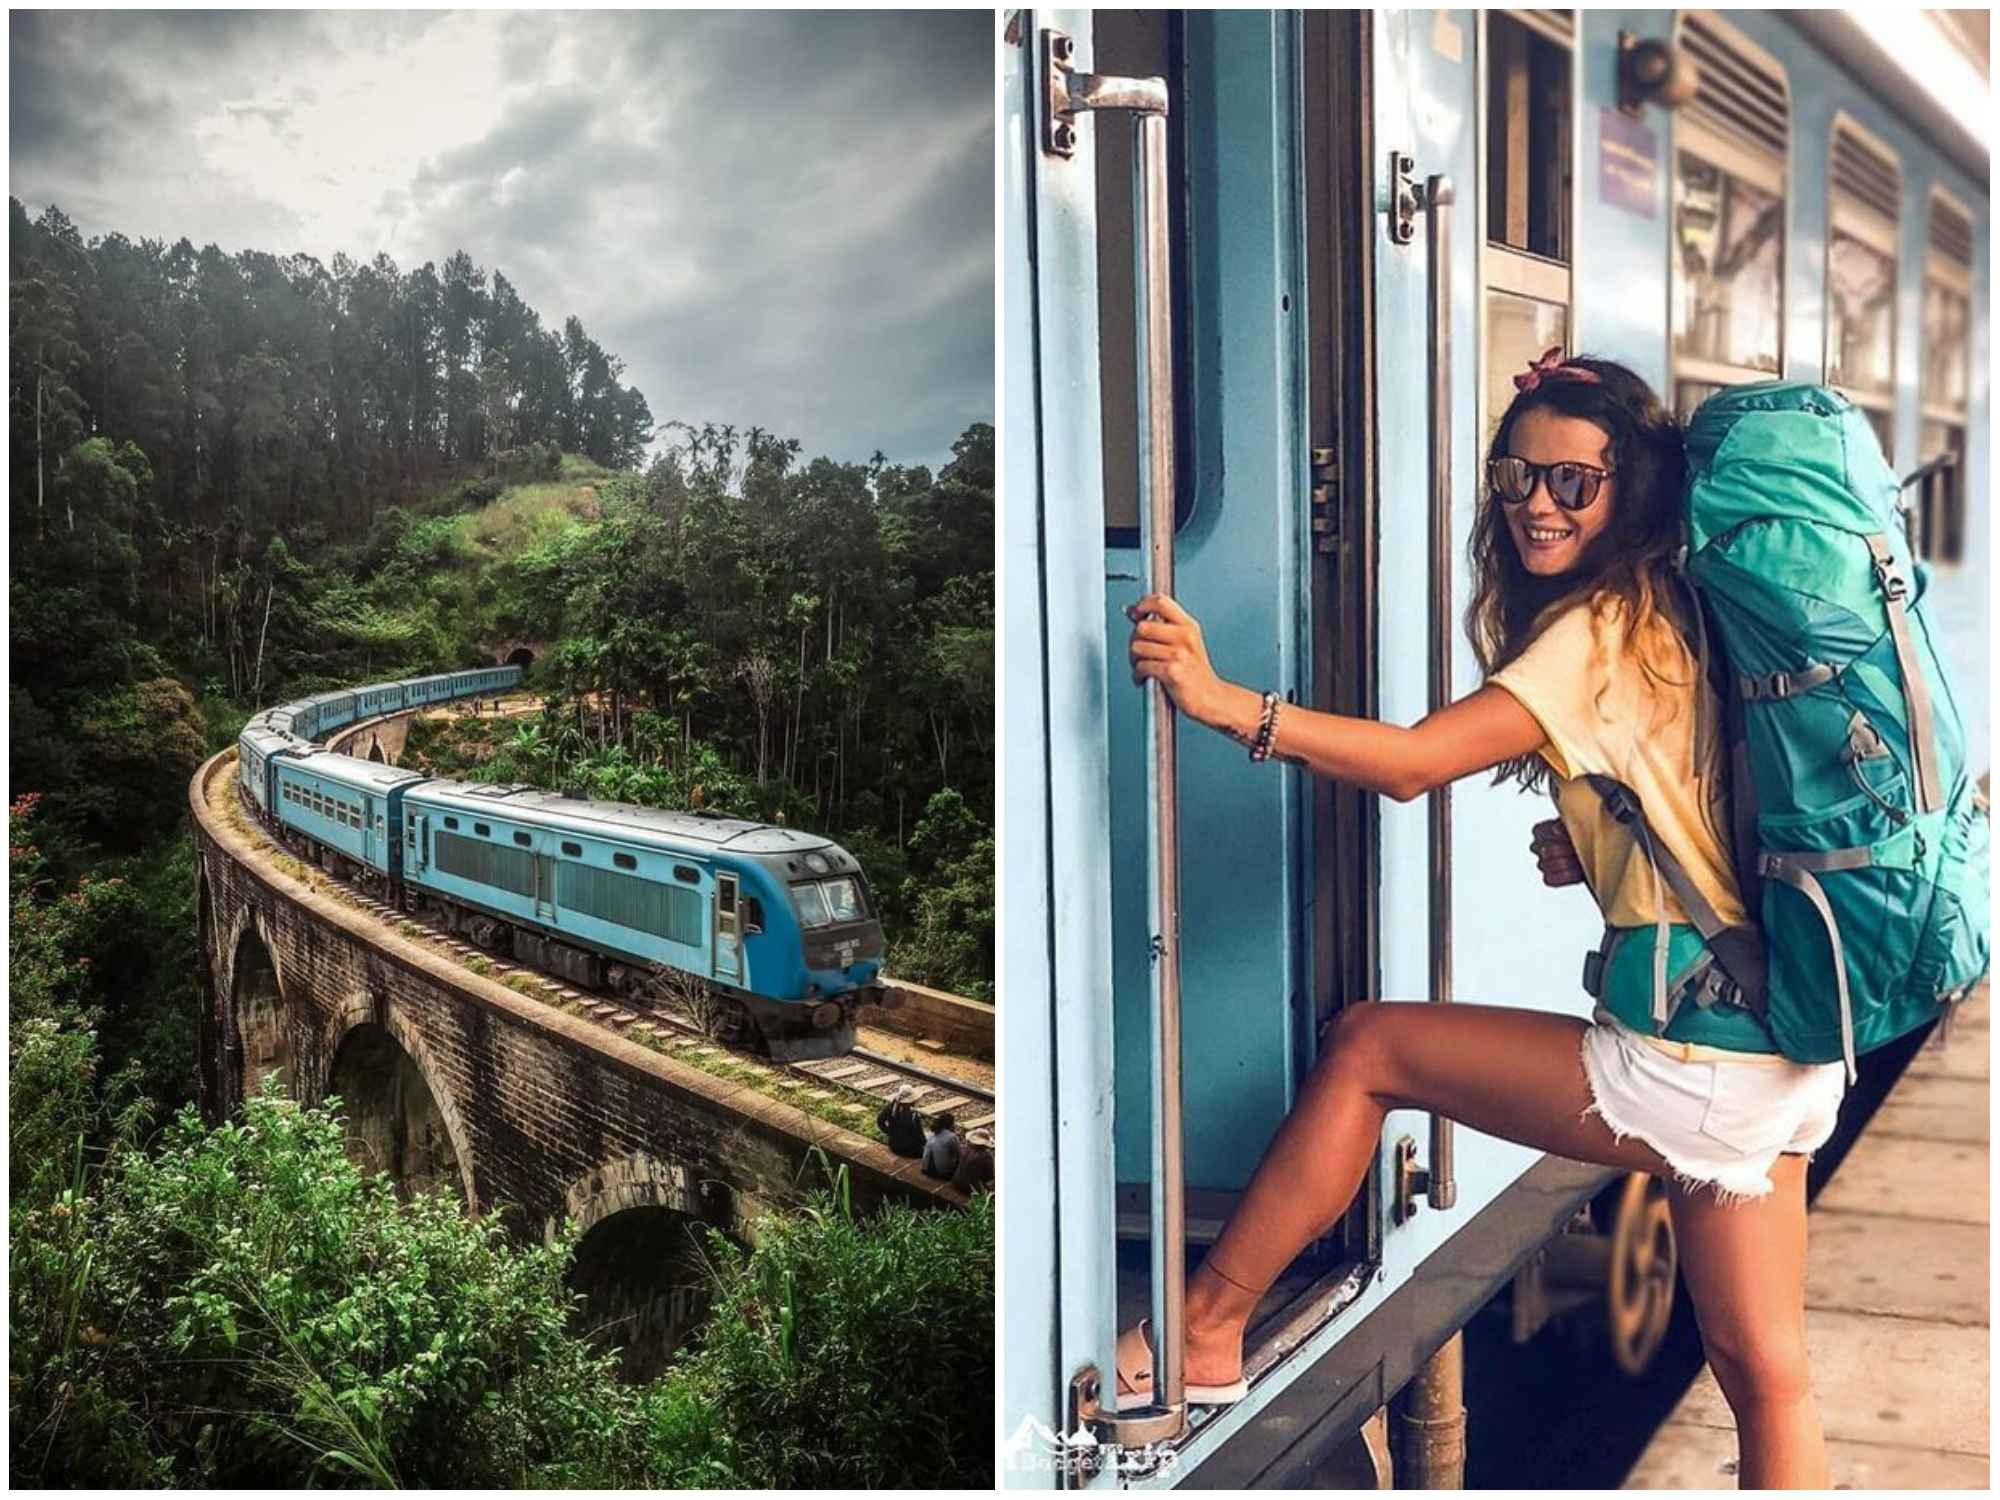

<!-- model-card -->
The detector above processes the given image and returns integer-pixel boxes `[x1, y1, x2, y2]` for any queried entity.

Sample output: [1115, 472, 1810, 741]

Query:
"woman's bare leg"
[1179, 1000, 1683, 1386]
[1667, 1153, 1825, 1489]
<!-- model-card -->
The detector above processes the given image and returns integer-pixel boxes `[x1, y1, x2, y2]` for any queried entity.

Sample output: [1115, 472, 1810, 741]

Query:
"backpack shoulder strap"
[1582, 774, 1769, 1031]
[1863, 534, 1945, 813]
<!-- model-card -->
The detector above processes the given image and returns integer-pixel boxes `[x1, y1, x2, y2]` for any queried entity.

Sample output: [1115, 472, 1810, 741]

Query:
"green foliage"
[673, 1173, 995, 1488]
[888, 790, 996, 1000]
[11, 1090, 653, 1487]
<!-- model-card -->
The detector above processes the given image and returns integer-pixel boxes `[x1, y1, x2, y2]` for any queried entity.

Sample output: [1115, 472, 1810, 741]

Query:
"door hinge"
[1042, 27, 1170, 160]
[1310, 445, 1340, 555]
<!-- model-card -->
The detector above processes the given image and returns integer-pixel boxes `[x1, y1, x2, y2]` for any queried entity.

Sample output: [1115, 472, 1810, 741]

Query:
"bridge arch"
[228, 915, 291, 1101]
[318, 996, 478, 1209]
[559, 1152, 720, 1381]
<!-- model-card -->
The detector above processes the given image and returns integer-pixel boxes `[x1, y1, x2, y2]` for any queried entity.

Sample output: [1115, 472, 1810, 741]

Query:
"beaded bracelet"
[1249, 691, 1283, 762]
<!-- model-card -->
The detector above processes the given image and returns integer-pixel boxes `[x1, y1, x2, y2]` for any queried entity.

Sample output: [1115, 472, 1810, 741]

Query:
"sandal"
[1112, 1318, 1250, 1411]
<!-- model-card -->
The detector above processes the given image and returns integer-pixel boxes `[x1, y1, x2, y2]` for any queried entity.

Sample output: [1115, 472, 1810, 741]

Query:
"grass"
[457, 481, 598, 556]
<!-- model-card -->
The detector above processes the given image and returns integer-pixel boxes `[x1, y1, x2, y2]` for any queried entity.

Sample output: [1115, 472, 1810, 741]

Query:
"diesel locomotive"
[235, 665, 886, 1059]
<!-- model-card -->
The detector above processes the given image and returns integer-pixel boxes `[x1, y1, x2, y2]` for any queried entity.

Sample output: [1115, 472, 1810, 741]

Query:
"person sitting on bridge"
[921, 1112, 962, 1180]
[877, 1086, 925, 1158]
[951, 1127, 993, 1193]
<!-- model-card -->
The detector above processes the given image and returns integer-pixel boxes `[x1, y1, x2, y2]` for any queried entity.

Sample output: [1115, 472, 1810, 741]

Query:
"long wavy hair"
[1467, 355, 1693, 794]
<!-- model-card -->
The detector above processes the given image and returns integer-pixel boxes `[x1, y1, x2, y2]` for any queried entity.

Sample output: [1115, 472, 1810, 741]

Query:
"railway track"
[263, 790, 995, 1147]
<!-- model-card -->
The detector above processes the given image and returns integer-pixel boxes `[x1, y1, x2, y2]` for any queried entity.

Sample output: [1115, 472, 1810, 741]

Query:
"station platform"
[1625, 981, 1989, 1489]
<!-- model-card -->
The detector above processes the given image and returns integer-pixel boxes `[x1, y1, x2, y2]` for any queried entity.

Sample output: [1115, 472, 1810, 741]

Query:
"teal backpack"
[1591, 382, 1988, 1082]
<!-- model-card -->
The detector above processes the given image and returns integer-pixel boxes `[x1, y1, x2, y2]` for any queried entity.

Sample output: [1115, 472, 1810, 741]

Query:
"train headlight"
[804, 851, 829, 874]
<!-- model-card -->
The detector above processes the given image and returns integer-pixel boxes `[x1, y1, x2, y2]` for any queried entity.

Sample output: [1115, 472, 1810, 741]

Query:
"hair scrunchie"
[1513, 346, 1602, 394]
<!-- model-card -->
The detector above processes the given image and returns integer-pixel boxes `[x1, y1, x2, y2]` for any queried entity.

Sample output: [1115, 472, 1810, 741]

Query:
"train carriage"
[352, 681, 406, 719]
[1001, 8, 1985, 1487]
[272, 754, 426, 882]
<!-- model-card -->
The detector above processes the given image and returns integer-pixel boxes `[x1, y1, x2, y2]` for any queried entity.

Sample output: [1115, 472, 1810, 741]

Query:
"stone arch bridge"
[191, 708, 958, 1369]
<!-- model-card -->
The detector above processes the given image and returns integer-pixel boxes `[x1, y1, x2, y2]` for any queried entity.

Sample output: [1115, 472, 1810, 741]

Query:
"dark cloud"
[8, 8, 993, 468]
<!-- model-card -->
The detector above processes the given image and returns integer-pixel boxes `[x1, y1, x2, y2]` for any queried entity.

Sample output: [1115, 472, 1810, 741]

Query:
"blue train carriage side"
[271, 752, 429, 895]
[398, 781, 884, 1058]
[351, 680, 407, 719]
[1002, 7, 1986, 1489]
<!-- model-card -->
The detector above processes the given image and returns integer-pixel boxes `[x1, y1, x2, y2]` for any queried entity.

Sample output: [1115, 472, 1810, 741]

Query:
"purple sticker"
[1598, 108, 1658, 219]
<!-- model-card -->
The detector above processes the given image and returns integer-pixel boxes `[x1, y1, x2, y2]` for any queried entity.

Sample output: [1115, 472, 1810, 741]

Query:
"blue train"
[1002, 8, 1986, 1487]
[235, 665, 884, 1058]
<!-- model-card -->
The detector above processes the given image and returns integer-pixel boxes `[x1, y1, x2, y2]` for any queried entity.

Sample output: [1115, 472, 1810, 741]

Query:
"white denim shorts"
[1577, 1006, 1848, 1205]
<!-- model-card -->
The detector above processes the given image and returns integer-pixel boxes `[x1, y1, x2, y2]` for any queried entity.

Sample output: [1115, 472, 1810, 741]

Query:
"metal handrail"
[1424, 174, 1458, 1212]
[1139, 103, 1188, 1430]
[1042, 24, 1188, 1447]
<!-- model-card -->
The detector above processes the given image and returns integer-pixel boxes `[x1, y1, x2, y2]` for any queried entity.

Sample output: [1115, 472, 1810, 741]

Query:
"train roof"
[239, 725, 299, 754]
[404, 779, 837, 855]
[280, 751, 429, 794]
[400, 673, 453, 688]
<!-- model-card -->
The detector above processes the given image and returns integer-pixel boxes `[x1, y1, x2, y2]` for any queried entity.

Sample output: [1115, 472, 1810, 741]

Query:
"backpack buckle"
[1871, 554, 1909, 600]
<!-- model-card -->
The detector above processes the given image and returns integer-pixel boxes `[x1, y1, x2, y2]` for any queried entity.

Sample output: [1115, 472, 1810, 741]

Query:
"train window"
[743, 896, 764, 934]
[820, 877, 864, 924]
[562, 841, 583, 857]
[1917, 190, 1972, 565]
[474, 822, 491, 837]
[513, 831, 531, 847]
[1093, 8, 1195, 546]
[1669, 12, 1789, 419]
[614, 852, 637, 871]
[791, 882, 833, 929]
[674, 864, 700, 884]
[1825, 118, 1900, 459]
[1481, 10, 1574, 440]
[444, 816, 459, 830]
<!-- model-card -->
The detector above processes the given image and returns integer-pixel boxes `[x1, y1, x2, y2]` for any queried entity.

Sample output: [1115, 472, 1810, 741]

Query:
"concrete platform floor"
[1625, 984, 1989, 1490]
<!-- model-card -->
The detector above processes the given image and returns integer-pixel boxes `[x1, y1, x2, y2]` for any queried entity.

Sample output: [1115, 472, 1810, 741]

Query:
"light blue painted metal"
[997, 11, 1062, 1482]
[1010, 9, 1125, 1489]
[1107, 9, 1309, 1194]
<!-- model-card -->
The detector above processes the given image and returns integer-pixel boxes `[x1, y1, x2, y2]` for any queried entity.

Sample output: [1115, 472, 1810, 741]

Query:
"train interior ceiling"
[1005, 6, 1986, 1488]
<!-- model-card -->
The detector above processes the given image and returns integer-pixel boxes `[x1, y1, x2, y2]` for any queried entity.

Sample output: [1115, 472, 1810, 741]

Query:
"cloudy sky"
[9, 9, 992, 469]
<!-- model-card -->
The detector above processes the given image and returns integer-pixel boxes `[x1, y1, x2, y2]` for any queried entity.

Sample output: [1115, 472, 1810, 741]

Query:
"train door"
[534, 851, 555, 924]
[1005, 10, 1384, 1475]
[713, 873, 743, 984]
[1088, 9, 1379, 1410]
[408, 813, 428, 874]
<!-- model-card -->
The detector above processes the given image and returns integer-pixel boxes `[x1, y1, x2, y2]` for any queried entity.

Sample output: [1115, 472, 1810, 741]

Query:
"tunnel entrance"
[568, 1207, 717, 1381]
[327, 1023, 463, 1204]
[231, 926, 291, 1100]
[505, 646, 534, 672]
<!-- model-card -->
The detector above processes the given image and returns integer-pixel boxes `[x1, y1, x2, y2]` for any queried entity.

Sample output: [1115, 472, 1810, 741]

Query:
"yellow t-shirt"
[1488, 595, 1747, 932]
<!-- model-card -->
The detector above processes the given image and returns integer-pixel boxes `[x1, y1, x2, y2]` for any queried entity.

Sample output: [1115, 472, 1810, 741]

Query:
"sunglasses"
[1487, 456, 1615, 512]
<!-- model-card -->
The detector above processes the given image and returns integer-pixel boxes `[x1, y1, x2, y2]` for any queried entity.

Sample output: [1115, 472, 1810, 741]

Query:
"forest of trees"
[9, 199, 994, 1483]
[11, 198, 654, 534]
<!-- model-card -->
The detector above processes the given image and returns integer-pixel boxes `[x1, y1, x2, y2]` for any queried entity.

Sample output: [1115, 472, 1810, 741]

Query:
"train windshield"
[791, 877, 865, 928]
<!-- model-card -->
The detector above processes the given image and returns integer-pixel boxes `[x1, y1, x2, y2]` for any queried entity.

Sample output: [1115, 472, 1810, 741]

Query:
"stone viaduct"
[191, 703, 959, 1375]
